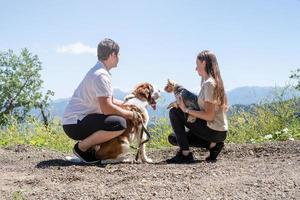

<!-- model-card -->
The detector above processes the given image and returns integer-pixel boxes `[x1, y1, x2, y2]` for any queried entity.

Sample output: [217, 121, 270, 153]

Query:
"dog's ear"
[167, 79, 176, 86]
[142, 88, 150, 99]
[133, 84, 149, 100]
[143, 85, 153, 100]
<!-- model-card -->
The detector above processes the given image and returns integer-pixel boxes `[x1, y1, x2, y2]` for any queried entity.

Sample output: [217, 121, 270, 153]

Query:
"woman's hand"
[177, 96, 186, 112]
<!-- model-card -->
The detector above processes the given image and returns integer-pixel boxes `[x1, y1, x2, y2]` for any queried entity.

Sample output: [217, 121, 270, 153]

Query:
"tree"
[0, 48, 54, 125]
[290, 69, 300, 90]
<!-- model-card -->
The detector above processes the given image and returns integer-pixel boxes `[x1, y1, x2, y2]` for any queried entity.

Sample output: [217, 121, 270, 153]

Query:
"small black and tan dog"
[164, 79, 202, 123]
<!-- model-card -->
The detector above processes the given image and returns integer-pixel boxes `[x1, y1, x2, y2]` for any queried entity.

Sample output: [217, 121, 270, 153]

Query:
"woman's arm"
[178, 96, 216, 122]
[187, 102, 215, 122]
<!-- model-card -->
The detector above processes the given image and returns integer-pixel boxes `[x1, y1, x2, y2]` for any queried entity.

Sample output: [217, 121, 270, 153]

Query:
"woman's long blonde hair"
[197, 50, 228, 108]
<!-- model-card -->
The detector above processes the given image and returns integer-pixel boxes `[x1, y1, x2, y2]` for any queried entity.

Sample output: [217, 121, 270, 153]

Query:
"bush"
[1, 94, 299, 152]
[147, 117, 173, 148]
[227, 96, 300, 143]
[0, 116, 74, 152]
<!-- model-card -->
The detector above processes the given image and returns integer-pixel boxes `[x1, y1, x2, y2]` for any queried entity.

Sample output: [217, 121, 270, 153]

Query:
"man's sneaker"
[166, 150, 196, 164]
[206, 142, 224, 162]
[73, 142, 99, 164]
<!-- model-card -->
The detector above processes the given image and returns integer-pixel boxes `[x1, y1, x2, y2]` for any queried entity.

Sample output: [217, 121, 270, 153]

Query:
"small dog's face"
[132, 83, 160, 110]
[164, 79, 176, 93]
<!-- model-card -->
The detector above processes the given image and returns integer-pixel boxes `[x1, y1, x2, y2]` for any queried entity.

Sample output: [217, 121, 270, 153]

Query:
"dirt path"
[0, 141, 299, 200]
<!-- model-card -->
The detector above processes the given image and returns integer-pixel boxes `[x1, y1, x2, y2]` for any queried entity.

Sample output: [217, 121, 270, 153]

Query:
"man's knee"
[106, 116, 127, 131]
[115, 116, 127, 130]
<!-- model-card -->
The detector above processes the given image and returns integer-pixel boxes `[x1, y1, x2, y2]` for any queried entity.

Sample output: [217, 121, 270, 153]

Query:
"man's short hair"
[97, 38, 119, 61]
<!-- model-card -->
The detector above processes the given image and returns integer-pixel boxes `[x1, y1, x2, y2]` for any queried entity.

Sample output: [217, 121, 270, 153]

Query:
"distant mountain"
[49, 86, 300, 119]
[48, 98, 70, 118]
[227, 86, 300, 105]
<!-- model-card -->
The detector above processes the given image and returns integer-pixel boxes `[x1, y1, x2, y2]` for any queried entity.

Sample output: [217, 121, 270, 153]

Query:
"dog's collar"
[124, 94, 136, 103]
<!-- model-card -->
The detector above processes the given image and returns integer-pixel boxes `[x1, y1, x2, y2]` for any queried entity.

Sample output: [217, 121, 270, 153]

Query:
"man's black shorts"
[63, 113, 127, 140]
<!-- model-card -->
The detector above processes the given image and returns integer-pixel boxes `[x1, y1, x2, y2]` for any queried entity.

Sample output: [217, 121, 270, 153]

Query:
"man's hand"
[112, 97, 124, 106]
[131, 110, 143, 123]
[122, 110, 134, 120]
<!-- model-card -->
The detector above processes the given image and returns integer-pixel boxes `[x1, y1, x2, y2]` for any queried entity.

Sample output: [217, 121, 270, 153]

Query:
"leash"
[123, 94, 152, 161]
[130, 122, 152, 162]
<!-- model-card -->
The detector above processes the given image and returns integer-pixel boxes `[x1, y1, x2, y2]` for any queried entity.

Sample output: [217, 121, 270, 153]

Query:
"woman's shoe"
[206, 142, 224, 162]
[166, 150, 196, 164]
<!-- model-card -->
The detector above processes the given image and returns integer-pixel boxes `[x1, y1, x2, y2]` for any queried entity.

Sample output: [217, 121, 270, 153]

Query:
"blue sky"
[1, 0, 300, 99]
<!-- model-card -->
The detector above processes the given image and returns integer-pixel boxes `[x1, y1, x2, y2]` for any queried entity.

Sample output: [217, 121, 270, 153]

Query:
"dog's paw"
[141, 157, 153, 163]
[187, 115, 196, 123]
[121, 157, 134, 163]
[167, 102, 178, 109]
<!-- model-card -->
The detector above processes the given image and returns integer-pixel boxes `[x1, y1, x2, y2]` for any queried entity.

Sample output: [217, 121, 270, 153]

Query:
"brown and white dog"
[94, 83, 160, 164]
[66, 83, 160, 164]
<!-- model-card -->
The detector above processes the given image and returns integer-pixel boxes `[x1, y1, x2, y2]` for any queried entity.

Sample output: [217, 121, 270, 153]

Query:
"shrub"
[227, 96, 300, 143]
[147, 116, 173, 148]
[0, 116, 74, 152]
[1, 94, 299, 152]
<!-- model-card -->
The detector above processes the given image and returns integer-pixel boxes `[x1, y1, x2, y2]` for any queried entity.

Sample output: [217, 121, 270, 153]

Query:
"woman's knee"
[169, 107, 184, 121]
[169, 107, 180, 118]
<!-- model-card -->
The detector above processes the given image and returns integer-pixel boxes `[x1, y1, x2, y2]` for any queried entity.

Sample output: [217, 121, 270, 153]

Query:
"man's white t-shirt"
[62, 61, 112, 125]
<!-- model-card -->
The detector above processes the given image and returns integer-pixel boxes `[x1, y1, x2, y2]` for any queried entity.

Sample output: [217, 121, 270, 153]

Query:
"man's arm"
[98, 96, 133, 119]
[112, 97, 124, 106]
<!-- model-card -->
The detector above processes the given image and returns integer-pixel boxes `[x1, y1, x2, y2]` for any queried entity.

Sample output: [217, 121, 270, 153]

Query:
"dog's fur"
[164, 79, 201, 123]
[94, 83, 160, 164]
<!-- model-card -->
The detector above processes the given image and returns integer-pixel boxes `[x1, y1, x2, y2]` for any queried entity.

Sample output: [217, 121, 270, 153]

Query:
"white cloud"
[56, 42, 96, 55]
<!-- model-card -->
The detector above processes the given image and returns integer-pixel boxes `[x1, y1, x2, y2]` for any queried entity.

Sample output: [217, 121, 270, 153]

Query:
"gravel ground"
[0, 141, 299, 200]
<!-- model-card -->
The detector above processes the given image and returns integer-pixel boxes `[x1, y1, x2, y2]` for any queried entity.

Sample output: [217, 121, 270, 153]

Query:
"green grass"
[227, 97, 300, 143]
[0, 97, 299, 152]
[12, 190, 24, 200]
[0, 117, 74, 153]
[147, 117, 173, 148]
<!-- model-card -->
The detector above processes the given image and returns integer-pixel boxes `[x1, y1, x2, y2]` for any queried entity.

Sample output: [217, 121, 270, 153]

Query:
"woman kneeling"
[166, 50, 228, 164]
